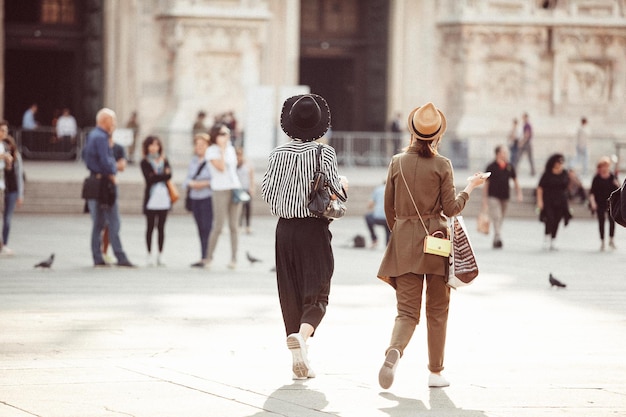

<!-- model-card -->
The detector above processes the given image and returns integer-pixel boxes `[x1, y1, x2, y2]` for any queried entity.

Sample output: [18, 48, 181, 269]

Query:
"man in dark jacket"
[83, 108, 134, 267]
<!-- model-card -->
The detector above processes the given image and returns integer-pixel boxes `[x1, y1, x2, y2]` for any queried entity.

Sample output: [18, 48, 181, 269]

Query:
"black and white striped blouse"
[262, 140, 345, 219]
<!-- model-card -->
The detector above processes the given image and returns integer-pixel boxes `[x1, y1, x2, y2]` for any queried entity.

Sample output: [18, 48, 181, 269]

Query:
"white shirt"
[205, 144, 241, 190]
[56, 115, 78, 137]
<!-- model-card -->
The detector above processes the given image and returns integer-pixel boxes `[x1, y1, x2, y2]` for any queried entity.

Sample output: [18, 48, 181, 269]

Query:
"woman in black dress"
[536, 154, 571, 251]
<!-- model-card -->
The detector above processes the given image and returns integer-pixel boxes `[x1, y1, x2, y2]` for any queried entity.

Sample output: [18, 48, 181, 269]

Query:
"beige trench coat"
[377, 149, 469, 287]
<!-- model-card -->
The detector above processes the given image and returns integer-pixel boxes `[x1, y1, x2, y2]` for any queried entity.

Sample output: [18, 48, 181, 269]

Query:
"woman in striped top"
[262, 94, 347, 380]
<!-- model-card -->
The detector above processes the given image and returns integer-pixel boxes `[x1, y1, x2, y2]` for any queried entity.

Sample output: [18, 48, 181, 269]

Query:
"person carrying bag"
[375, 102, 486, 390]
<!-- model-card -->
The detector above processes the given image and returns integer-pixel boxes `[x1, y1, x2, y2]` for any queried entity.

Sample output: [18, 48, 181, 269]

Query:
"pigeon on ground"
[34, 253, 55, 269]
[246, 251, 262, 265]
[549, 273, 566, 288]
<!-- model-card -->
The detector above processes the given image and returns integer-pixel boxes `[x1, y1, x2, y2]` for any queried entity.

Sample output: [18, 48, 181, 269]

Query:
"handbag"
[81, 174, 116, 208]
[424, 231, 452, 257]
[81, 175, 101, 199]
[232, 188, 251, 204]
[609, 177, 626, 227]
[447, 216, 479, 289]
[185, 161, 207, 211]
[399, 157, 451, 257]
[307, 144, 347, 219]
[477, 210, 490, 234]
[166, 180, 179, 204]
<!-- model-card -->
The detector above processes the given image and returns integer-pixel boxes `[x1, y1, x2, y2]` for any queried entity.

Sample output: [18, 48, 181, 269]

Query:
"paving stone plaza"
[1, 202, 625, 416]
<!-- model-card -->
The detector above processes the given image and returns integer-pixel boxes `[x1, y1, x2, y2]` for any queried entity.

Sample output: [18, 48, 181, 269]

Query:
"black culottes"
[275, 217, 334, 336]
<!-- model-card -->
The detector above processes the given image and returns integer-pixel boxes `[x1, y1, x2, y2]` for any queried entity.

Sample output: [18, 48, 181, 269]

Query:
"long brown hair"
[410, 138, 437, 158]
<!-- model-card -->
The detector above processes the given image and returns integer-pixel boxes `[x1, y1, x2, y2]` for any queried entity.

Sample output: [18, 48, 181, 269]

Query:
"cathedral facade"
[2, 0, 626, 168]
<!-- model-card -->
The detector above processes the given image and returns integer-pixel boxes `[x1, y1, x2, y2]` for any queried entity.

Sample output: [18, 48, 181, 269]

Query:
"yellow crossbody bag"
[423, 231, 452, 257]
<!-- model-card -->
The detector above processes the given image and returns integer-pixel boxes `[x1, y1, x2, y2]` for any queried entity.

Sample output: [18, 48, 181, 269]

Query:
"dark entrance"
[2, 0, 104, 129]
[299, 57, 355, 131]
[299, 0, 389, 131]
[4, 49, 76, 127]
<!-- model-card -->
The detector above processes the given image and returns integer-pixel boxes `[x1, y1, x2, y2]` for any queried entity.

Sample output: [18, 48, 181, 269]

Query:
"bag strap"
[399, 156, 429, 235]
[193, 161, 206, 180]
[314, 144, 323, 173]
[314, 144, 347, 202]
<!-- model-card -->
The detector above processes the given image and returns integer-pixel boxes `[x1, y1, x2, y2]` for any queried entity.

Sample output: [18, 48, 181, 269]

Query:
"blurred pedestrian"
[205, 123, 242, 269]
[83, 108, 135, 267]
[516, 112, 536, 176]
[140, 136, 173, 266]
[1, 121, 22, 255]
[101, 142, 127, 263]
[125, 111, 140, 164]
[589, 156, 619, 251]
[223, 111, 239, 145]
[389, 112, 403, 156]
[192, 111, 207, 136]
[574, 117, 590, 177]
[236, 146, 254, 234]
[183, 133, 213, 267]
[507, 118, 520, 167]
[365, 181, 390, 248]
[22, 104, 38, 130]
[56, 108, 77, 141]
[376, 102, 486, 390]
[261, 94, 348, 380]
[482, 145, 522, 248]
[536, 153, 571, 251]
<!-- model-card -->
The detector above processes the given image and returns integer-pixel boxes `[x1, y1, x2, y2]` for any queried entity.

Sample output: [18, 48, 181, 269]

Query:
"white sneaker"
[1, 246, 14, 256]
[286, 333, 310, 379]
[428, 373, 450, 388]
[227, 261, 236, 270]
[146, 253, 154, 267]
[292, 366, 316, 380]
[379, 348, 401, 389]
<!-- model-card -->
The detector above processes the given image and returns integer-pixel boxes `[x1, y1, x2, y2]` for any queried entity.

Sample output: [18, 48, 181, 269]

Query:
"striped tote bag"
[447, 216, 479, 289]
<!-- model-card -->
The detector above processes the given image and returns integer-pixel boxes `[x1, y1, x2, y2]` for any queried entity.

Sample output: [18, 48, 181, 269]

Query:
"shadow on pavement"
[379, 390, 488, 417]
[245, 383, 332, 417]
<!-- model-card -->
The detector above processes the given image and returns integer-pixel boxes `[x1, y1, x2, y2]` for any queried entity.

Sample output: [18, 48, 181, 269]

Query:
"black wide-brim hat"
[280, 94, 331, 141]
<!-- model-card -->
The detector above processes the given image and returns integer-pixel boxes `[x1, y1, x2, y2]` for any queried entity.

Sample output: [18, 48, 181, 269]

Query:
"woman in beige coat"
[377, 102, 486, 389]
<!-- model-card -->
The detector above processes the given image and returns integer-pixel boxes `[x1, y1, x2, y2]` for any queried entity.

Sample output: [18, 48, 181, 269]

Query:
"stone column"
[103, 0, 139, 130]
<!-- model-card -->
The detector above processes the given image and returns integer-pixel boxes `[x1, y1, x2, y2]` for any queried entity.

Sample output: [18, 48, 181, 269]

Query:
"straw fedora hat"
[407, 102, 447, 141]
[280, 94, 331, 141]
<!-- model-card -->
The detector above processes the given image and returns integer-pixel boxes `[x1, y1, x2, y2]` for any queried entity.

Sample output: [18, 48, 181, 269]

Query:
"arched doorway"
[299, 0, 389, 131]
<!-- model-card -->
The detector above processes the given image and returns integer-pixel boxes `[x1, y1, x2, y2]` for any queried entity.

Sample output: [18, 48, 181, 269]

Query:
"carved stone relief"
[564, 60, 611, 102]
[485, 59, 524, 100]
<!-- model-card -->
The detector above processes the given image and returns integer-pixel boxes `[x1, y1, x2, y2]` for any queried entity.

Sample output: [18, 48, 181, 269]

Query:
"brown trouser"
[387, 272, 450, 373]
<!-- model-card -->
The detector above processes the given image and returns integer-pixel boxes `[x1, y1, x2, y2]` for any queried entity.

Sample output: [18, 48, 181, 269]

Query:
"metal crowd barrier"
[329, 131, 469, 168]
[14, 127, 86, 160]
[329, 131, 405, 167]
[11, 127, 470, 168]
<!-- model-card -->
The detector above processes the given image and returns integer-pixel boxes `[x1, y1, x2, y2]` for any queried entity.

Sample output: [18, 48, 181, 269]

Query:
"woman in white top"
[205, 123, 242, 269]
